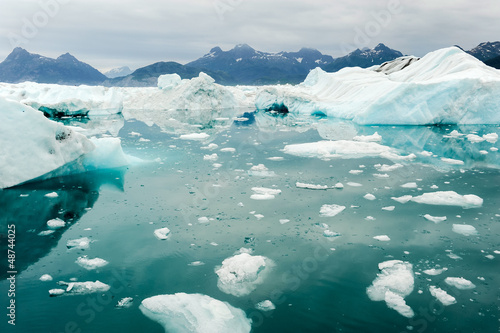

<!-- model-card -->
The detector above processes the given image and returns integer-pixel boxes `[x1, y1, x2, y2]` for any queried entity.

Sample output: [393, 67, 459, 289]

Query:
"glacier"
[255, 47, 500, 125]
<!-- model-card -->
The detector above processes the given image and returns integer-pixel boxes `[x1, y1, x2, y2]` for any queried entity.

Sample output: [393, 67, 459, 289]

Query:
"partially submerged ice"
[255, 47, 500, 125]
[366, 260, 415, 318]
[140, 293, 251, 333]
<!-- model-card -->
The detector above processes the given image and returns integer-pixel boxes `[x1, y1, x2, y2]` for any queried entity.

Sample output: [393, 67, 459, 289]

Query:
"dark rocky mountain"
[186, 44, 335, 85]
[0, 48, 107, 85]
[484, 55, 500, 69]
[321, 43, 404, 72]
[467, 41, 500, 62]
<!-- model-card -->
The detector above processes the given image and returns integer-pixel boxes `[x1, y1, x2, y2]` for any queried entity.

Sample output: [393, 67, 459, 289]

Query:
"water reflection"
[0, 169, 126, 280]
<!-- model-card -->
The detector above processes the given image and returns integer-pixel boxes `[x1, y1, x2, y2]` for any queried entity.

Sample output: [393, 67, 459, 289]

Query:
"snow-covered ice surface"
[140, 293, 251, 333]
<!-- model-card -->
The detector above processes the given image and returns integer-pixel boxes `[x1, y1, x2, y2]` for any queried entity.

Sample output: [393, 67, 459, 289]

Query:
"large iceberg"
[140, 293, 252, 333]
[255, 47, 500, 125]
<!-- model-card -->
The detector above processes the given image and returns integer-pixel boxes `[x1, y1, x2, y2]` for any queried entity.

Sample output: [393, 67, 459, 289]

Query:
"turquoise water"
[1, 111, 499, 333]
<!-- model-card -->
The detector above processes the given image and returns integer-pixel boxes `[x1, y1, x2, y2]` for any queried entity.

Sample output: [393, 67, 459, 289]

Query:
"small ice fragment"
[445, 277, 476, 290]
[430, 185, 439, 189]
[256, 300, 276, 311]
[452, 224, 478, 236]
[254, 214, 264, 220]
[447, 252, 463, 260]
[201, 143, 218, 150]
[198, 217, 210, 224]
[45, 192, 59, 198]
[116, 297, 134, 309]
[334, 183, 344, 189]
[188, 261, 205, 266]
[38, 230, 55, 236]
[353, 132, 382, 142]
[441, 157, 465, 165]
[154, 227, 171, 240]
[279, 219, 290, 224]
[391, 195, 413, 204]
[267, 156, 284, 161]
[373, 235, 390, 241]
[347, 182, 362, 187]
[485, 254, 495, 260]
[364, 193, 376, 201]
[365, 216, 376, 221]
[220, 147, 236, 153]
[40, 274, 53, 282]
[466, 134, 485, 143]
[76, 256, 109, 270]
[203, 153, 218, 161]
[66, 237, 91, 250]
[58, 281, 111, 295]
[49, 289, 66, 297]
[250, 187, 281, 200]
[429, 286, 456, 306]
[248, 164, 276, 177]
[237, 202, 244, 207]
[411, 191, 483, 209]
[47, 218, 66, 229]
[373, 173, 390, 178]
[210, 242, 218, 246]
[382, 206, 395, 211]
[483, 133, 498, 143]
[423, 214, 447, 223]
[349, 170, 364, 175]
[422, 267, 448, 276]
[320, 204, 346, 217]
[295, 182, 328, 190]
[179, 133, 210, 140]
[401, 182, 418, 189]
[324, 230, 340, 237]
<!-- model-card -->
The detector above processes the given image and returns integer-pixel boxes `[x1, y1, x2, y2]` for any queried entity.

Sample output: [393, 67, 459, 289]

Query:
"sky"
[0, 0, 499, 72]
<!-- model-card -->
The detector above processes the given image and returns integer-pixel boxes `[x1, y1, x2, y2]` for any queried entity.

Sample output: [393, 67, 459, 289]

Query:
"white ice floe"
[279, 219, 290, 224]
[364, 193, 376, 201]
[410, 191, 483, 208]
[154, 227, 171, 240]
[140, 293, 251, 333]
[40, 274, 53, 282]
[250, 187, 281, 200]
[256, 300, 276, 311]
[66, 237, 91, 250]
[353, 132, 382, 142]
[375, 163, 403, 172]
[445, 277, 476, 290]
[296, 182, 328, 190]
[346, 182, 362, 187]
[324, 230, 341, 237]
[116, 297, 134, 309]
[401, 182, 418, 189]
[429, 286, 457, 306]
[382, 206, 396, 211]
[179, 133, 210, 140]
[366, 260, 414, 318]
[334, 182, 344, 189]
[38, 230, 55, 236]
[55, 280, 111, 296]
[452, 224, 478, 236]
[255, 47, 500, 125]
[441, 157, 465, 165]
[47, 218, 66, 229]
[49, 289, 66, 296]
[391, 195, 413, 204]
[220, 147, 236, 153]
[215, 253, 274, 297]
[349, 169, 364, 175]
[483, 133, 498, 143]
[466, 134, 485, 143]
[320, 204, 346, 217]
[203, 153, 218, 161]
[373, 235, 391, 242]
[422, 267, 448, 276]
[44, 192, 59, 198]
[423, 214, 447, 223]
[248, 164, 276, 177]
[198, 217, 210, 224]
[76, 256, 109, 270]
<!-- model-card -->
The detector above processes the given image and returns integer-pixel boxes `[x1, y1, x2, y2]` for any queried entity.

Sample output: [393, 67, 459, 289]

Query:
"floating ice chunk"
[254, 214, 264, 220]
[157, 73, 182, 90]
[422, 267, 448, 276]
[364, 193, 376, 201]
[429, 286, 456, 306]
[483, 133, 498, 143]
[179, 133, 210, 140]
[66, 237, 91, 250]
[220, 147, 236, 153]
[44, 192, 59, 198]
[49, 288, 66, 297]
[76, 256, 109, 270]
[116, 297, 134, 309]
[189, 261, 205, 266]
[423, 214, 447, 223]
[382, 206, 395, 211]
[447, 252, 463, 260]
[411, 191, 483, 208]
[349, 169, 363, 175]
[391, 195, 413, 204]
[365, 216, 376, 221]
[401, 182, 418, 189]
[40, 274, 53, 282]
[367, 260, 414, 318]
[201, 143, 218, 150]
[384, 290, 415, 318]
[485, 254, 495, 260]
[347, 182, 362, 187]
[441, 157, 465, 165]
[444, 130, 464, 138]
[283, 140, 397, 160]
[430, 185, 439, 189]
[215, 253, 273, 297]
[296, 182, 328, 190]
[445, 277, 476, 290]
[267, 156, 284, 161]
[320, 204, 346, 217]
[57, 280, 110, 296]
[420, 151, 434, 157]
[154, 227, 171, 240]
[324, 230, 341, 237]
[198, 217, 210, 224]
[373, 173, 390, 178]
[452, 224, 478, 236]
[353, 132, 382, 142]
[140, 293, 251, 333]
[376, 163, 403, 172]
[250, 187, 281, 200]
[466, 134, 485, 143]
[256, 300, 276, 311]
[373, 235, 390, 241]
[47, 218, 66, 229]
[248, 164, 275, 177]
[334, 182, 344, 189]
[204, 154, 218, 161]
[279, 219, 290, 224]
[38, 230, 55, 236]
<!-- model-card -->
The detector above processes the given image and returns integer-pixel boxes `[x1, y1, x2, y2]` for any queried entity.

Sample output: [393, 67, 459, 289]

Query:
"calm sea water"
[1, 111, 499, 333]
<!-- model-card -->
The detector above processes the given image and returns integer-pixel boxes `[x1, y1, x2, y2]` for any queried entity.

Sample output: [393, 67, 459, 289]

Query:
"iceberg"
[53, 280, 111, 296]
[75, 256, 109, 270]
[140, 293, 251, 333]
[445, 277, 476, 290]
[411, 191, 483, 208]
[429, 286, 457, 306]
[215, 252, 274, 297]
[255, 47, 500, 125]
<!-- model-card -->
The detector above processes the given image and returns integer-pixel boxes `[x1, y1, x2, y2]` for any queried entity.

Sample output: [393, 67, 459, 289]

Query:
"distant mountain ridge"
[466, 41, 500, 62]
[0, 48, 106, 85]
[104, 66, 132, 79]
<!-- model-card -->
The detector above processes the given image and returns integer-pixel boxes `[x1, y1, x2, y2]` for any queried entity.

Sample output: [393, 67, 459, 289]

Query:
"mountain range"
[1, 41, 499, 86]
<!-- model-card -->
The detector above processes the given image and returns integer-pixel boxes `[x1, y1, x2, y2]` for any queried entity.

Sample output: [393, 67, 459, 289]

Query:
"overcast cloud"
[0, 0, 499, 71]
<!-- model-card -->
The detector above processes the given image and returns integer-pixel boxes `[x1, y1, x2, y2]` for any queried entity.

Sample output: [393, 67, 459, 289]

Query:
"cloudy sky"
[0, 0, 498, 72]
